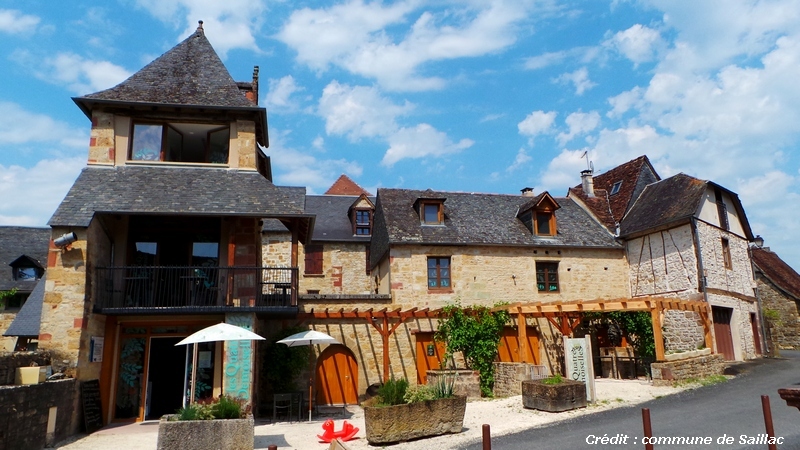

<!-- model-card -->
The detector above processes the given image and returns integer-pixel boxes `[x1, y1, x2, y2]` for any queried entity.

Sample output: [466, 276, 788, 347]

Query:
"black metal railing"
[95, 266, 297, 311]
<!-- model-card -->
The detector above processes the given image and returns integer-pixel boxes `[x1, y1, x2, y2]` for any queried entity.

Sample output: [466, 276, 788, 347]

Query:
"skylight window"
[610, 181, 622, 195]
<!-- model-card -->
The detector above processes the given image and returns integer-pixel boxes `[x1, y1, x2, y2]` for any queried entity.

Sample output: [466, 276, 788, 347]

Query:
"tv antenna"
[581, 151, 593, 173]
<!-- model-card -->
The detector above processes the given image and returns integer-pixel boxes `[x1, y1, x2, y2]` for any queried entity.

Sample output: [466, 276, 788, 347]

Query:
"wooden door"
[315, 345, 358, 405]
[497, 327, 540, 364]
[415, 333, 446, 384]
[712, 306, 735, 360]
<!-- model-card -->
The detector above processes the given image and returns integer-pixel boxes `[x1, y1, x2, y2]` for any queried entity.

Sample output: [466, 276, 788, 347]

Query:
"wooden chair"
[273, 393, 293, 422]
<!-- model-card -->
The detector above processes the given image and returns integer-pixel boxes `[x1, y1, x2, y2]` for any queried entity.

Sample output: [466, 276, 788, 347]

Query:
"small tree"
[434, 302, 510, 396]
[263, 327, 311, 393]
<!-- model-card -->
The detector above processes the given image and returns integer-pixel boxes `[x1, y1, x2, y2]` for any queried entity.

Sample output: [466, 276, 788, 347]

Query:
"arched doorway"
[315, 344, 358, 405]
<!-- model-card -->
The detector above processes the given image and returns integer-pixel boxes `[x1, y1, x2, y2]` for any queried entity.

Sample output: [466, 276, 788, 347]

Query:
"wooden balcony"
[94, 266, 298, 315]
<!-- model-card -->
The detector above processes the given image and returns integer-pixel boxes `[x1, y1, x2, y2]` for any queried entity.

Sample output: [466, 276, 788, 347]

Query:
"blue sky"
[2, 0, 800, 268]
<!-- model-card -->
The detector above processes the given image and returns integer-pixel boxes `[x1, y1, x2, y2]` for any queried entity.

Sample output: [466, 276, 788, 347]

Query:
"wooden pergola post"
[650, 303, 665, 361]
[517, 310, 529, 363]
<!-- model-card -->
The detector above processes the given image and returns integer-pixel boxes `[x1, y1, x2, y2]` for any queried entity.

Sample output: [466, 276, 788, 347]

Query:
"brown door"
[315, 344, 358, 405]
[712, 306, 736, 360]
[750, 313, 762, 355]
[497, 327, 540, 364]
[415, 333, 446, 384]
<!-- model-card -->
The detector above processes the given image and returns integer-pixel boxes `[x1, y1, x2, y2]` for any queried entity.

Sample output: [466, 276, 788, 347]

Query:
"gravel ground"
[49, 378, 688, 450]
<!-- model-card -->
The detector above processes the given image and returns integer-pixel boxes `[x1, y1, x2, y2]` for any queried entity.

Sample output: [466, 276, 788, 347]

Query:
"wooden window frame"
[421, 201, 444, 225]
[533, 210, 556, 236]
[353, 209, 373, 236]
[427, 256, 451, 290]
[715, 189, 729, 231]
[536, 261, 559, 293]
[129, 121, 229, 164]
[721, 238, 732, 270]
[304, 244, 324, 275]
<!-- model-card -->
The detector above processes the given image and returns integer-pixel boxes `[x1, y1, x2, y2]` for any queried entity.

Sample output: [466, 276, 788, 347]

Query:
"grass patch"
[674, 374, 728, 388]
[542, 374, 563, 385]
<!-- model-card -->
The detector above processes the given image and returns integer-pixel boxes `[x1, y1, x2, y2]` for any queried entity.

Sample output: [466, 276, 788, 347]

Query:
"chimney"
[580, 169, 595, 197]
[196, 20, 204, 34]
[521, 187, 535, 197]
[252, 66, 259, 105]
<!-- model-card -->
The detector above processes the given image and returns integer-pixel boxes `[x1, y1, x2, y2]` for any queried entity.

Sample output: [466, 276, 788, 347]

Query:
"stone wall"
[236, 120, 257, 170]
[261, 232, 292, 268]
[493, 362, 549, 398]
[426, 369, 480, 399]
[386, 245, 629, 309]
[759, 278, 800, 349]
[627, 224, 699, 296]
[87, 112, 115, 165]
[299, 242, 373, 295]
[650, 353, 726, 386]
[0, 311, 18, 352]
[0, 379, 80, 450]
[663, 310, 706, 353]
[0, 351, 52, 386]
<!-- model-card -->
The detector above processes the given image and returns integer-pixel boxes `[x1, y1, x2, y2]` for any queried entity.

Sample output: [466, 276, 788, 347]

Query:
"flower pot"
[364, 396, 466, 445]
[521, 378, 586, 412]
[157, 414, 254, 450]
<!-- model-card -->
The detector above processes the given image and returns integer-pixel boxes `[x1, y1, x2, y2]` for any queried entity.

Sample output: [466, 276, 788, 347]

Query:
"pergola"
[297, 295, 712, 381]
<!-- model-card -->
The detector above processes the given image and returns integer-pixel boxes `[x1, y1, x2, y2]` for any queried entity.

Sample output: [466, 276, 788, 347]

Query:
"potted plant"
[157, 396, 254, 450]
[521, 374, 587, 412]
[364, 375, 466, 445]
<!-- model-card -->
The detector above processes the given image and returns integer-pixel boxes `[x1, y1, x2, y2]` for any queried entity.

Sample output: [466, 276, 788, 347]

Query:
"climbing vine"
[434, 302, 510, 397]
[586, 311, 655, 358]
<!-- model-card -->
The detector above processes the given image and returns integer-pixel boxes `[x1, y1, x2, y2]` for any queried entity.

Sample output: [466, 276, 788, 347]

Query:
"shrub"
[173, 395, 245, 420]
[542, 374, 563, 385]
[175, 403, 214, 421]
[212, 395, 244, 419]
[430, 373, 457, 399]
[377, 377, 409, 406]
[403, 384, 435, 403]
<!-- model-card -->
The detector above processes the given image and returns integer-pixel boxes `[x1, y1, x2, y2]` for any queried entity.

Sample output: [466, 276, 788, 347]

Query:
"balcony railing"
[94, 266, 298, 314]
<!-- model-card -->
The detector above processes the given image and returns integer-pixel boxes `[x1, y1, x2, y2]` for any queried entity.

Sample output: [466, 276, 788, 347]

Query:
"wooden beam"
[517, 312, 529, 363]
[651, 307, 665, 361]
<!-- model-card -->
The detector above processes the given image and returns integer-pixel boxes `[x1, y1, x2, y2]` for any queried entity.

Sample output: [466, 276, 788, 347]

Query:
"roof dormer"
[349, 194, 375, 236]
[517, 191, 560, 236]
[9, 255, 44, 281]
[414, 193, 446, 226]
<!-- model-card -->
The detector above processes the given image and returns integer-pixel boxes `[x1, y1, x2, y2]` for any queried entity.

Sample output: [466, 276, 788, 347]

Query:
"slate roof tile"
[305, 195, 375, 242]
[752, 247, 800, 300]
[3, 274, 45, 337]
[0, 227, 50, 292]
[619, 173, 707, 237]
[49, 166, 307, 227]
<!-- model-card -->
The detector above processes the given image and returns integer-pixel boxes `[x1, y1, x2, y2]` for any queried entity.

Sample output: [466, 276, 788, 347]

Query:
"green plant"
[377, 377, 409, 406]
[435, 302, 510, 396]
[585, 311, 655, 358]
[542, 374, 564, 385]
[264, 327, 311, 393]
[175, 403, 214, 421]
[430, 374, 456, 399]
[173, 395, 245, 420]
[763, 308, 782, 326]
[211, 395, 244, 419]
[0, 288, 18, 310]
[403, 384, 435, 403]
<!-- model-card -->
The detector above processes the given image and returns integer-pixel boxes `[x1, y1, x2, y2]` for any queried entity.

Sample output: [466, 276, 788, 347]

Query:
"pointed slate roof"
[752, 247, 800, 300]
[572, 155, 660, 226]
[324, 175, 372, 196]
[4, 274, 45, 337]
[77, 25, 254, 109]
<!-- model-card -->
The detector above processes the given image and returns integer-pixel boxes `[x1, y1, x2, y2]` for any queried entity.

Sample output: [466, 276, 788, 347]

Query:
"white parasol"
[176, 323, 264, 404]
[277, 330, 340, 420]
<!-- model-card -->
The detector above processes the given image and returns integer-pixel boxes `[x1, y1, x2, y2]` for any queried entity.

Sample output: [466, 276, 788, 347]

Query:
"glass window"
[721, 238, 732, 269]
[131, 124, 163, 161]
[536, 262, 559, 292]
[610, 181, 622, 195]
[15, 267, 38, 281]
[427, 257, 451, 289]
[355, 210, 371, 235]
[535, 211, 553, 236]
[423, 203, 442, 224]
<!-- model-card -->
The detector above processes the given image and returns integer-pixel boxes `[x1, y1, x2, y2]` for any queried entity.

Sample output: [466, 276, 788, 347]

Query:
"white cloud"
[554, 67, 596, 95]
[318, 81, 411, 141]
[605, 24, 663, 65]
[505, 148, 532, 173]
[10, 51, 132, 95]
[0, 102, 87, 149]
[558, 111, 601, 145]
[133, 0, 266, 56]
[0, 9, 40, 35]
[382, 124, 473, 167]
[264, 129, 362, 193]
[523, 46, 598, 70]
[0, 157, 84, 226]
[278, 1, 533, 91]
[265, 75, 303, 111]
[537, 149, 591, 192]
[517, 110, 556, 145]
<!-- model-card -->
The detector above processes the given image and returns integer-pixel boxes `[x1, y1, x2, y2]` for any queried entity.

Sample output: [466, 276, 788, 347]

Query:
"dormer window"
[419, 202, 443, 225]
[518, 191, 560, 237]
[610, 181, 622, 195]
[130, 122, 230, 164]
[534, 211, 555, 236]
[354, 209, 372, 236]
[14, 267, 38, 281]
[9, 256, 43, 281]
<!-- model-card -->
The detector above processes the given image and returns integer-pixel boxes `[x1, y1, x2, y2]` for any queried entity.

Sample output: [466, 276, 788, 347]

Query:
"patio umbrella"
[176, 323, 265, 404]
[277, 330, 340, 421]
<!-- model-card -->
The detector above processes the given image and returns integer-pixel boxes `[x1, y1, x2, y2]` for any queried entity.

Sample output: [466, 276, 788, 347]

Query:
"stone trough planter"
[522, 378, 587, 412]
[364, 396, 467, 445]
[157, 414, 254, 450]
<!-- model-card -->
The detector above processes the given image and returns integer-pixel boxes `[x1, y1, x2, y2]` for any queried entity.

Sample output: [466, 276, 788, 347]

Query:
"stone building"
[751, 246, 800, 350]
[39, 24, 313, 424]
[571, 156, 760, 361]
[0, 226, 49, 351]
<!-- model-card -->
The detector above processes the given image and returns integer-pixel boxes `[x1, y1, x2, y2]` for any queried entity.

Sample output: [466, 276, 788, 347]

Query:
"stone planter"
[364, 396, 467, 445]
[522, 378, 587, 412]
[157, 415, 254, 450]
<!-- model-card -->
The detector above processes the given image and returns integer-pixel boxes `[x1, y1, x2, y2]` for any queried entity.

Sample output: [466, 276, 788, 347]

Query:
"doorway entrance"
[712, 306, 735, 360]
[315, 344, 358, 406]
[145, 337, 187, 420]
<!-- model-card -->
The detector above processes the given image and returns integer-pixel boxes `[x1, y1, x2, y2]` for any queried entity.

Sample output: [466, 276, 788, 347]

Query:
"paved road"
[460, 351, 800, 450]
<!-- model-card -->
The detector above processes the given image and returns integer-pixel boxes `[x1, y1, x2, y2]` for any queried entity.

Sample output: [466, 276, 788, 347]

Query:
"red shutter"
[304, 245, 323, 275]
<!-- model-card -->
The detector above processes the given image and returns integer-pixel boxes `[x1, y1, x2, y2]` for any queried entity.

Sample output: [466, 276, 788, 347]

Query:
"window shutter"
[304, 244, 323, 275]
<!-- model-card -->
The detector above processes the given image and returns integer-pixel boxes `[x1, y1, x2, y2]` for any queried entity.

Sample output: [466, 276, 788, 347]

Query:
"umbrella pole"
[308, 347, 314, 421]
[190, 343, 198, 404]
